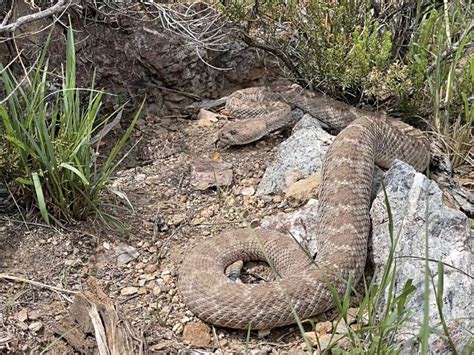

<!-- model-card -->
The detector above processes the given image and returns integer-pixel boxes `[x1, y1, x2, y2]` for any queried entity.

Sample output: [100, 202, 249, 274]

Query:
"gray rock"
[190, 158, 233, 190]
[116, 244, 140, 266]
[261, 199, 319, 252]
[256, 114, 333, 195]
[260, 160, 472, 352]
[370, 160, 472, 353]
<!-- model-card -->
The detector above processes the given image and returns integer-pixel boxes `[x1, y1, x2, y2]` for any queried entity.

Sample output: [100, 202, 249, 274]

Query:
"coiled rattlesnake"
[179, 85, 430, 329]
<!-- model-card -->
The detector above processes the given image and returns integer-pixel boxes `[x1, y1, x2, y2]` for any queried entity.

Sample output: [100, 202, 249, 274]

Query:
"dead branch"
[0, 0, 71, 33]
[239, 31, 309, 88]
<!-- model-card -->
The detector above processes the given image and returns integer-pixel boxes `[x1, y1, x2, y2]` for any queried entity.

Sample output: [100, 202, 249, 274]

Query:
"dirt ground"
[0, 108, 340, 354]
[1, 97, 472, 353]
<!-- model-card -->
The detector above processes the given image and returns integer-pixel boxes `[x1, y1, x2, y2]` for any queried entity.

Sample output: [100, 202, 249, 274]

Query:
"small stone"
[169, 214, 186, 226]
[258, 329, 271, 338]
[172, 323, 183, 334]
[286, 172, 321, 201]
[150, 341, 171, 351]
[272, 195, 283, 203]
[135, 173, 147, 181]
[196, 109, 219, 126]
[120, 287, 138, 296]
[160, 285, 171, 293]
[116, 244, 140, 266]
[143, 274, 155, 281]
[135, 262, 145, 270]
[28, 311, 40, 321]
[219, 339, 228, 347]
[17, 321, 28, 331]
[315, 321, 332, 335]
[182, 321, 211, 347]
[303, 331, 317, 346]
[350, 323, 361, 331]
[16, 309, 28, 322]
[318, 334, 344, 351]
[200, 209, 214, 218]
[346, 307, 358, 324]
[138, 287, 147, 295]
[190, 158, 233, 190]
[152, 286, 162, 296]
[28, 321, 43, 332]
[333, 321, 350, 334]
[241, 187, 255, 196]
[144, 264, 158, 274]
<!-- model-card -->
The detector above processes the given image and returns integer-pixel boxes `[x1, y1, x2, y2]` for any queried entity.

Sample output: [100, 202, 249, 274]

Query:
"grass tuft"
[0, 25, 143, 227]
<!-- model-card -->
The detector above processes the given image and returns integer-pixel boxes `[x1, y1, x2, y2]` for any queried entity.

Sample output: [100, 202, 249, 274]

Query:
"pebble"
[120, 287, 138, 296]
[190, 158, 233, 190]
[346, 307, 358, 324]
[28, 321, 43, 332]
[16, 309, 28, 322]
[152, 286, 162, 296]
[135, 173, 147, 181]
[172, 323, 183, 334]
[318, 333, 344, 351]
[169, 214, 186, 226]
[315, 320, 332, 335]
[241, 187, 255, 196]
[182, 321, 211, 347]
[334, 321, 350, 334]
[285, 172, 321, 201]
[272, 195, 283, 203]
[144, 264, 158, 274]
[116, 244, 140, 266]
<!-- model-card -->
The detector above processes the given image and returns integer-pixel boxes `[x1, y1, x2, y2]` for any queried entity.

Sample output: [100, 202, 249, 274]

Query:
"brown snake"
[178, 85, 430, 329]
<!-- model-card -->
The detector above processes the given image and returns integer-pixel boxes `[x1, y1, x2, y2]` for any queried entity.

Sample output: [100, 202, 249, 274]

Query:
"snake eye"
[229, 129, 237, 135]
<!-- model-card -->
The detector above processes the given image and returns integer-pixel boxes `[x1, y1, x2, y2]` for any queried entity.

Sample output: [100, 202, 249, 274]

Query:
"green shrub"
[223, 0, 473, 167]
[0, 26, 143, 226]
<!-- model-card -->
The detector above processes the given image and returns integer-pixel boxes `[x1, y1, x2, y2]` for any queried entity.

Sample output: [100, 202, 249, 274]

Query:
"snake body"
[179, 85, 430, 329]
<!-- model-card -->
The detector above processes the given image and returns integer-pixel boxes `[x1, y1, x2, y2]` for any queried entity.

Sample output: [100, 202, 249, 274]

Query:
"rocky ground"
[0, 101, 472, 354]
[0, 106, 343, 354]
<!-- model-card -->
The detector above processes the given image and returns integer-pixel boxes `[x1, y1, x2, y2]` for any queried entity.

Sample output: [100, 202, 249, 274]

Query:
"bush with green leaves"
[224, 0, 473, 167]
[0, 27, 142, 226]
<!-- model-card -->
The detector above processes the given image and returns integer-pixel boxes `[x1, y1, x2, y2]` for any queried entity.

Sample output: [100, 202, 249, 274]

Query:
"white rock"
[257, 114, 333, 195]
[370, 160, 472, 353]
[241, 187, 255, 196]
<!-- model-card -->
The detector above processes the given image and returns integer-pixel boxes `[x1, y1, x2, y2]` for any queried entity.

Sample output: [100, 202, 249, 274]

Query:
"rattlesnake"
[179, 85, 430, 329]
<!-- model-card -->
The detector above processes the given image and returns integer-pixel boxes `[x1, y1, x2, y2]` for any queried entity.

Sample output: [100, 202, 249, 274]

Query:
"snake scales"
[179, 85, 430, 329]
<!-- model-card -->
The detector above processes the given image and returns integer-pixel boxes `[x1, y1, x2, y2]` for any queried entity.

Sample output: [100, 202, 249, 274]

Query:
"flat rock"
[115, 244, 140, 266]
[286, 172, 321, 201]
[261, 199, 319, 251]
[370, 160, 472, 353]
[190, 158, 233, 190]
[256, 114, 333, 195]
[120, 287, 138, 296]
[196, 108, 220, 127]
[182, 321, 211, 347]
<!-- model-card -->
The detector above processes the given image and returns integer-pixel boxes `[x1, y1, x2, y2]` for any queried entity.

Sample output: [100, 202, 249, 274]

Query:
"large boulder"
[257, 114, 333, 196]
[370, 160, 472, 353]
[260, 161, 472, 352]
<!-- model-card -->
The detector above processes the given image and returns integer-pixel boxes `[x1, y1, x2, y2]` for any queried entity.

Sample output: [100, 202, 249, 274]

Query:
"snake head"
[218, 120, 267, 146]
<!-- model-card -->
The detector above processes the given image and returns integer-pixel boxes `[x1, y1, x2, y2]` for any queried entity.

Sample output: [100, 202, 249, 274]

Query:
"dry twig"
[0, 0, 71, 33]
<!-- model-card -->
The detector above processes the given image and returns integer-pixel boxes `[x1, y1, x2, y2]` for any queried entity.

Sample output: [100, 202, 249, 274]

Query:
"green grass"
[0, 25, 143, 227]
